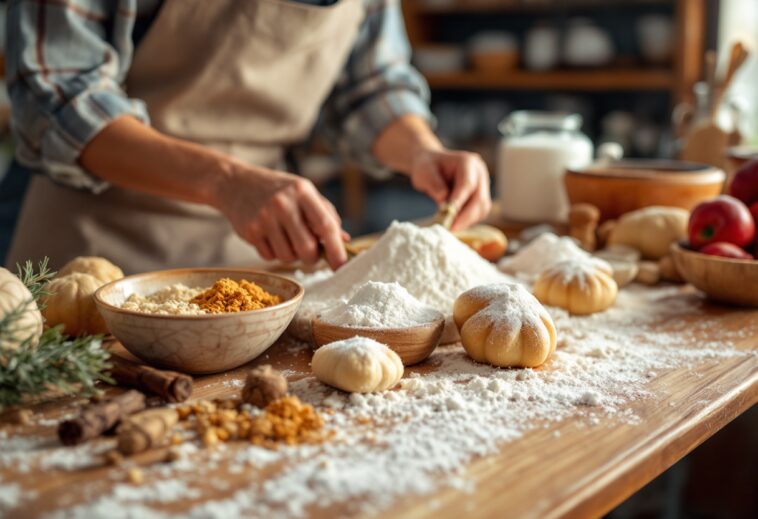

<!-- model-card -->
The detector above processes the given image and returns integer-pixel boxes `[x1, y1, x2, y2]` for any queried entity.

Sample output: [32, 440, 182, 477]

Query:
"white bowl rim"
[94, 267, 304, 320]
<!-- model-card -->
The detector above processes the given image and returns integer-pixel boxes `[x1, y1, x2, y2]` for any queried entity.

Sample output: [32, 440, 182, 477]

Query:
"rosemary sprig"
[0, 326, 113, 408]
[16, 258, 55, 303]
[0, 258, 112, 409]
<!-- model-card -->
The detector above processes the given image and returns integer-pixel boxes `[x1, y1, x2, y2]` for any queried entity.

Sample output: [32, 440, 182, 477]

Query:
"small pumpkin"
[41, 273, 108, 336]
[0, 267, 44, 350]
[57, 256, 124, 284]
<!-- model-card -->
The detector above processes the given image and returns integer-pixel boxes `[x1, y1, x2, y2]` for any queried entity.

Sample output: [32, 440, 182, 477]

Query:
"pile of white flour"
[499, 233, 589, 280]
[320, 282, 441, 328]
[292, 222, 511, 340]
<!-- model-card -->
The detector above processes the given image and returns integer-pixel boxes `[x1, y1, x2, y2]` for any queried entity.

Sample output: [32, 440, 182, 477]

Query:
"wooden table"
[1, 287, 756, 518]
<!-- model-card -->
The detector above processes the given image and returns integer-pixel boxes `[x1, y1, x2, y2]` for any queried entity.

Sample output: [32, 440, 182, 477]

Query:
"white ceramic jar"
[497, 111, 593, 223]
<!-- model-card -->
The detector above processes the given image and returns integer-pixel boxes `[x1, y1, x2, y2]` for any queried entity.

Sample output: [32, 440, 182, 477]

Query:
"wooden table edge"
[552, 367, 758, 519]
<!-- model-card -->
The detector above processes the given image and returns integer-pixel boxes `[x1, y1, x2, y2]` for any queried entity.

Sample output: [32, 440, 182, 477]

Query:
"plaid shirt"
[6, 0, 431, 192]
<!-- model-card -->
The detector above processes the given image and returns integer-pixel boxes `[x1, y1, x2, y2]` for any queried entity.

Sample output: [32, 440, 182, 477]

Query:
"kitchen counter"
[1, 285, 756, 518]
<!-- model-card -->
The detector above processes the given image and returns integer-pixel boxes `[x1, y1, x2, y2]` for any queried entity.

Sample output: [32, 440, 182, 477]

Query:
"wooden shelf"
[409, 0, 673, 15]
[424, 69, 674, 91]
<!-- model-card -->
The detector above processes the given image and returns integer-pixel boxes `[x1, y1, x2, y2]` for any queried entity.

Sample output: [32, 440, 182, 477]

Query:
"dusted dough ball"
[41, 273, 109, 336]
[454, 284, 557, 368]
[608, 206, 689, 259]
[533, 258, 618, 315]
[312, 337, 403, 393]
[57, 256, 124, 284]
[0, 267, 43, 350]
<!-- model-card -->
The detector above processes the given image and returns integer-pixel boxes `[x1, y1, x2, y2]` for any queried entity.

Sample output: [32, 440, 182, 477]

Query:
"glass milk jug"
[497, 111, 593, 223]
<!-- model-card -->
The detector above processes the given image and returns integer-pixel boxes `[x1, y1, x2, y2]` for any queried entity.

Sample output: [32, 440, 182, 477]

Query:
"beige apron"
[7, 0, 364, 274]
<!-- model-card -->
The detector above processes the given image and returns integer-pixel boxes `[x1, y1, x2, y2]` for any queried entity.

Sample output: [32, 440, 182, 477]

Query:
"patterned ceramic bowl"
[95, 269, 304, 374]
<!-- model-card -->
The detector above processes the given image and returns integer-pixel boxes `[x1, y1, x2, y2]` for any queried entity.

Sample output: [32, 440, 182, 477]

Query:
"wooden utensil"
[311, 314, 445, 366]
[681, 42, 750, 167]
[710, 41, 750, 118]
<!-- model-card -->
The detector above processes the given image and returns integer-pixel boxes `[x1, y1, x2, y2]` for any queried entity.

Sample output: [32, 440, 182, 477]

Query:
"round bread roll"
[57, 256, 124, 284]
[312, 337, 403, 393]
[453, 284, 557, 368]
[42, 273, 109, 336]
[533, 258, 618, 315]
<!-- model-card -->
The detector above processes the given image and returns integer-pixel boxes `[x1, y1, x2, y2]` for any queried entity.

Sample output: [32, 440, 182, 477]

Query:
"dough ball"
[533, 258, 618, 315]
[0, 267, 43, 350]
[58, 256, 124, 284]
[453, 283, 557, 368]
[42, 273, 109, 336]
[607, 206, 689, 259]
[312, 337, 403, 393]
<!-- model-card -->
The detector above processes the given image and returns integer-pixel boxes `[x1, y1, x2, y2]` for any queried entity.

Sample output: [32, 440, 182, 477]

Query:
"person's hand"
[409, 148, 492, 230]
[213, 166, 348, 269]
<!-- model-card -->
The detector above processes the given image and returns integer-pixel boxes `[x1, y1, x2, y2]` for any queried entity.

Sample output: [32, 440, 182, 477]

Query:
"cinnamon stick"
[109, 356, 193, 403]
[58, 390, 146, 446]
[117, 408, 179, 455]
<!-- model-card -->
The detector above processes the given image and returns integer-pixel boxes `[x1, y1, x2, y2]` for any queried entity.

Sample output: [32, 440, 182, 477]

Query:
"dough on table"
[533, 258, 618, 315]
[607, 206, 689, 259]
[454, 283, 557, 368]
[312, 337, 403, 393]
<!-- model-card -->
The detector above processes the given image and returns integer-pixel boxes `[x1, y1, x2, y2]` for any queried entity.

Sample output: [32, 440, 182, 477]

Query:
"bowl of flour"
[312, 281, 445, 365]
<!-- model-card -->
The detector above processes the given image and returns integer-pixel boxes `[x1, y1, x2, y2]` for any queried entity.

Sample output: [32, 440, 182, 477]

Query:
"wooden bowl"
[565, 160, 725, 221]
[311, 315, 445, 366]
[670, 243, 758, 307]
[727, 145, 758, 170]
[470, 49, 519, 71]
[95, 269, 303, 374]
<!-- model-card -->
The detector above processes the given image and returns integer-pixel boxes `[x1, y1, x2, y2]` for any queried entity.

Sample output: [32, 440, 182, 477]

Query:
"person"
[4, 0, 491, 274]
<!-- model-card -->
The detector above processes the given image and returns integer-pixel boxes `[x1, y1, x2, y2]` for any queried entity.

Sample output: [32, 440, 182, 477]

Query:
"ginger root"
[241, 365, 288, 408]
[569, 203, 600, 251]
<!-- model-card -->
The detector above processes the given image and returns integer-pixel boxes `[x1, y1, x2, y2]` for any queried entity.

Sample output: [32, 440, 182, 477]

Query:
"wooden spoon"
[311, 313, 445, 366]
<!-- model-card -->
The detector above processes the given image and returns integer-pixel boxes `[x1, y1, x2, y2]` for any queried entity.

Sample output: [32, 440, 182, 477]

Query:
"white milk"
[497, 112, 593, 223]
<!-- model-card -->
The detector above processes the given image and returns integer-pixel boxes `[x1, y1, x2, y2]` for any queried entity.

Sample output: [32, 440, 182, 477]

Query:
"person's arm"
[79, 117, 347, 269]
[322, 0, 491, 230]
[373, 115, 491, 231]
[7, 1, 346, 268]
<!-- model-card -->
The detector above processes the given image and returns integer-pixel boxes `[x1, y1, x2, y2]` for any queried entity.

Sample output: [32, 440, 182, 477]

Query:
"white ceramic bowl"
[95, 269, 304, 374]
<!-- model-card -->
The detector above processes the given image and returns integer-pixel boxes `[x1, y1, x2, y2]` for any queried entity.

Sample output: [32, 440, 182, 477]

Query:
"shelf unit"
[402, 0, 708, 105]
[424, 69, 674, 91]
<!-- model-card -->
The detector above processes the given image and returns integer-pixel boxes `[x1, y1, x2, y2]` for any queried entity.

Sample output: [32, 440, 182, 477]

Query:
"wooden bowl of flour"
[311, 314, 445, 366]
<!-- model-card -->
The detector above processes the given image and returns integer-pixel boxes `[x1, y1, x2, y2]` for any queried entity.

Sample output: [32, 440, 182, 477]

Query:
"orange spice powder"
[191, 278, 281, 313]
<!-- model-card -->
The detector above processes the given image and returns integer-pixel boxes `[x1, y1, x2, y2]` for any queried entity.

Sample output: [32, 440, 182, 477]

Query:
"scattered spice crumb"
[127, 467, 143, 485]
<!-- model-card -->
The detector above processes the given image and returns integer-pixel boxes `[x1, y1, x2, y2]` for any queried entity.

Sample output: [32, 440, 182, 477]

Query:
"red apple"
[699, 242, 753, 260]
[729, 158, 758, 206]
[688, 195, 756, 248]
[750, 201, 758, 226]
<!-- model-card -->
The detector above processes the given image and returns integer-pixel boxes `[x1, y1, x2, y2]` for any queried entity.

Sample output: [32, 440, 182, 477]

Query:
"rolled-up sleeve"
[323, 0, 433, 175]
[6, 0, 149, 192]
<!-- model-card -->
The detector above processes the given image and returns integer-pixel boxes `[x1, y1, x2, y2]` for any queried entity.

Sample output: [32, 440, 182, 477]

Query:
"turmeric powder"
[190, 278, 281, 313]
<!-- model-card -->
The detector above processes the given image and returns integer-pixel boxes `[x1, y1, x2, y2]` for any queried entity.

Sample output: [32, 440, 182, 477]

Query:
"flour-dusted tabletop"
[1, 285, 756, 518]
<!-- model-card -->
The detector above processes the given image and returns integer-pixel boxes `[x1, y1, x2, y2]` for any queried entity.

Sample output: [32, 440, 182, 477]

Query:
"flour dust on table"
[0, 286, 751, 519]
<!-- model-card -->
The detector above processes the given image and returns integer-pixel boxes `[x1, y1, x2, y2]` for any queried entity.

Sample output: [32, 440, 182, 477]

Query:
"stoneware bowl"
[311, 314, 445, 366]
[670, 243, 758, 307]
[95, 269, 304, 374]
[565, 160, 725, 221]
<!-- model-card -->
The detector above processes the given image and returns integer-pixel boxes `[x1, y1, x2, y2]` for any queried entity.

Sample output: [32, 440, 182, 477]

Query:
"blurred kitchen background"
[1, 0, 757, 239]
